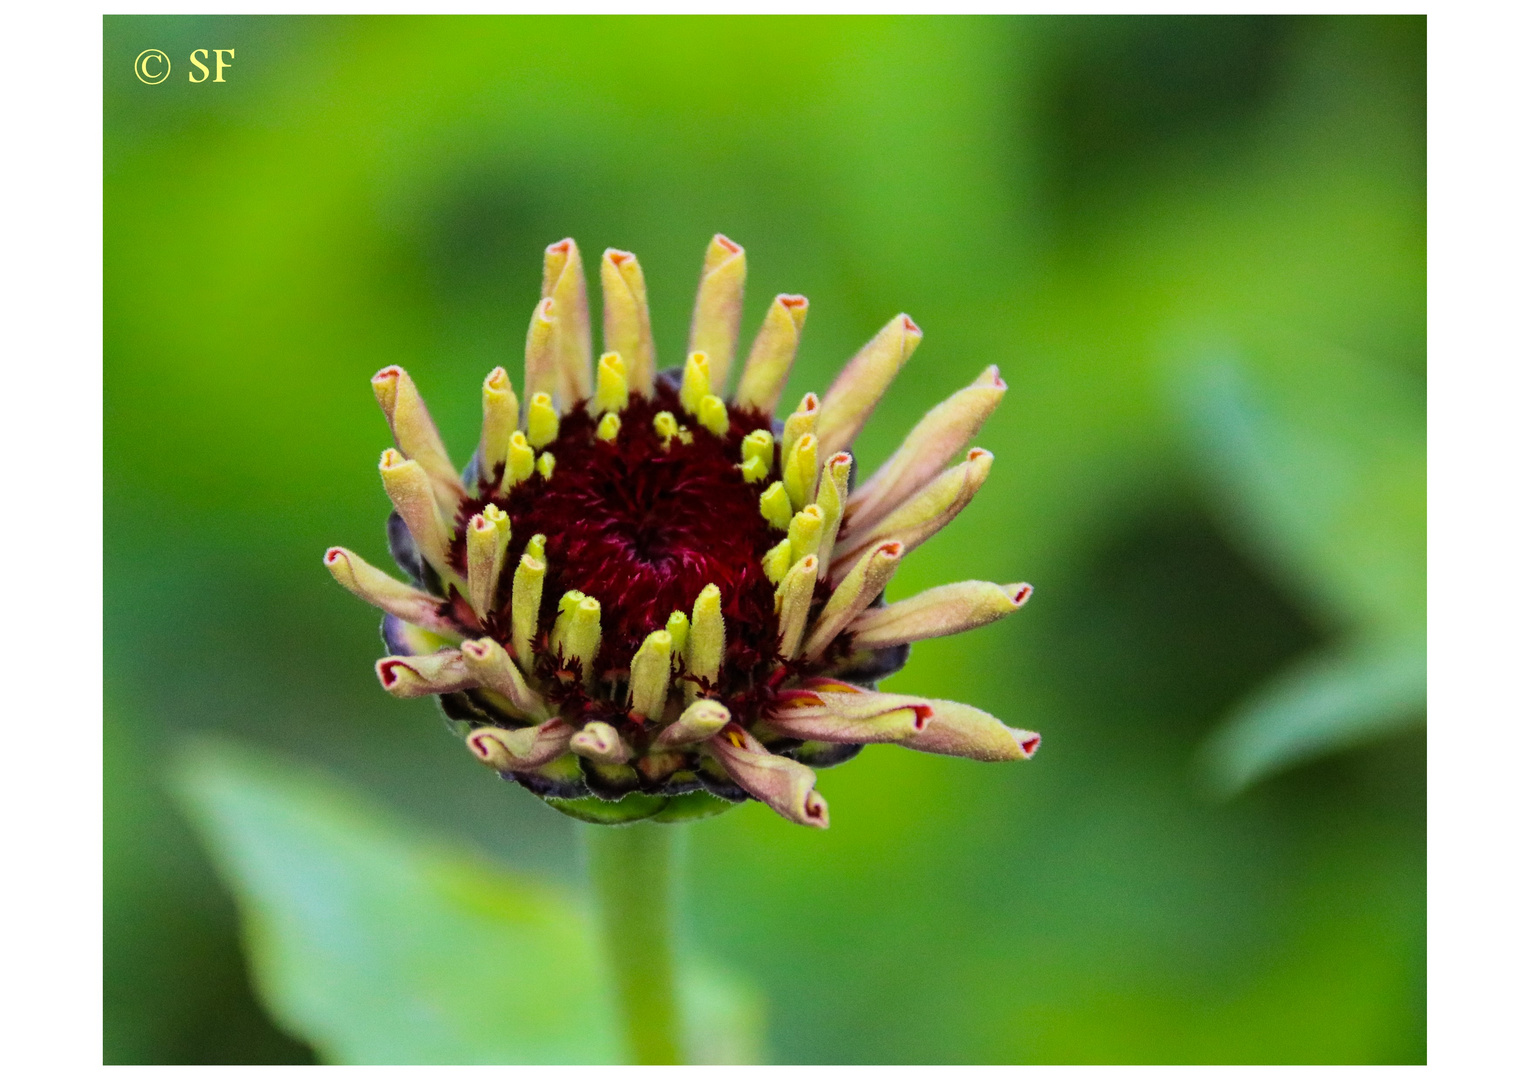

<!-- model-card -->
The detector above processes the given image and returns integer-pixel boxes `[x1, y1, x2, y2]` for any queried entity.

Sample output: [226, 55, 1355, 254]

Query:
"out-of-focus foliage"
[173, 739, 761, 1064]
[104, 14, 1424, 1064]
[1183, 347, 1424, 792]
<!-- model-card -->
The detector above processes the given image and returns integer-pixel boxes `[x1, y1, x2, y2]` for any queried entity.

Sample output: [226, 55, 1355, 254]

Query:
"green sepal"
[649, 790, 736, 824]
[546, 792, 668, 824]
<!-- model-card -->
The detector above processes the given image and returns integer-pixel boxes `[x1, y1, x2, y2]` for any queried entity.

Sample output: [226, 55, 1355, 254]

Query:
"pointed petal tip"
[467, 728, 500, 765]
[1015, 731, 1042, 759]
[459, 638, 493, 662]
[1009, 583, 1034, 607]
[900, 314, 922, 337]
[375, 657, 409, 691]
[801, 790, 831, 829]
[546, 237, 575, 256]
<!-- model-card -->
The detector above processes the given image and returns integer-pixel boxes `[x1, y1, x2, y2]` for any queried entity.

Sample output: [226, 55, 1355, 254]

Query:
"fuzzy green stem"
[584, 823, 683, 1065]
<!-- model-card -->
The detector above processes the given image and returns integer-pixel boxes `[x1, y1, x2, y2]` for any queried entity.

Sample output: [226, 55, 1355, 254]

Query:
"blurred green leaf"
[1198, 636, 1425, 795]
[174, 738, 619, 1064]
[1179, 344, 1424, 637]
[173, 737, 763, 1064]
[1177, 345, 1424, 788]
[680, 958, 767, 1066]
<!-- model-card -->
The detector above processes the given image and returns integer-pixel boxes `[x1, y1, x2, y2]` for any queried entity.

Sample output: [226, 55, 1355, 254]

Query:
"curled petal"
[459, 637, 548, 720]
[478, 368, 519, 479]
[851, 581, 1032, 649]
[765, 699, 927, 744]
[688, 234, 747, 391]
[846, 365, 1006, 534]
[833, 449, 993, 575]
[776, 555, 819, 660]
[523, 299, 560, 408]
[378, 448, 462, 589]
[816, 314, 922, 459]
[601, 249, 656, 397]
[802, 541, 903, 660]
[799, 681, 1039, 761]
[323, 547, 460, 637]
[375, 650, 475, 698]
[707, 724, 829, 829]
[542, 239, 593, 405]
[467, 719, 575, 771]
[734, 294, 808, 414]
[371, 366, 464, 506]
[653, 699, 731, 748]
[900, 697, 1041, 762]
[570, 721, 633, 764]
[815, 453, 852, 582]
[465, 507, 511, 621]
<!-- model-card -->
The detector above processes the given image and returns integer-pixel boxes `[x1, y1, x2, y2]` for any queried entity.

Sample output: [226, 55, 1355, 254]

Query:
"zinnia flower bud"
[327, 236, 1039, 826]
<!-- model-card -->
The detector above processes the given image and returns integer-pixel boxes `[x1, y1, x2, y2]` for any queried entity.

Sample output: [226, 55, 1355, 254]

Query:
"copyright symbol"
[134, 49, 170, 85]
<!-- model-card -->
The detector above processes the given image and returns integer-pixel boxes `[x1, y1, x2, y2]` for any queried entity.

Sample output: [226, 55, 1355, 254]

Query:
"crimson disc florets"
[327, 234, 1040, 828]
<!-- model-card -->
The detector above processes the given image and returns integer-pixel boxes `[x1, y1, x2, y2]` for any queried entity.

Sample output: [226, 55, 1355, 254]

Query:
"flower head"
[327, 236, 1039, 827]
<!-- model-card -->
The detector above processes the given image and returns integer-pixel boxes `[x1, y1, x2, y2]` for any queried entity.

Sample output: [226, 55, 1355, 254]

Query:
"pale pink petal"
[850, 581, 1032, 649]
[707, 724, 830, 829]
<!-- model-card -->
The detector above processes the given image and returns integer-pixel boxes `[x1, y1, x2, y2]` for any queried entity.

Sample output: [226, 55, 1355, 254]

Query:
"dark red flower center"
[453, 382, 782, 695]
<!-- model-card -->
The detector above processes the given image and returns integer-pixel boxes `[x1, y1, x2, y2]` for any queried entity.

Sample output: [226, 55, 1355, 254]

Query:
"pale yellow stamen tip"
[760, 481, 793, 531]
[788, 504, 824, 565]
[665, 610, 690, 662]
[697, 394, 729, 437]
[762, 537, 793, 584]
[506, 431, 535, 486]
[591, 351, 629, 416]
[653, 410, 680, 447]
[679, 351, 712, 416]
[525, 533, 547, 563]
[553, 594, 602, 685]
[742, 429, 773, 462]
[536, 451, 556, 480]
[527, 392, 560, 449]
[596, 412, 621, 442]
[628, 629, 674, 720]
[685, 583, 725, 696]
[784, 432, 819, 511]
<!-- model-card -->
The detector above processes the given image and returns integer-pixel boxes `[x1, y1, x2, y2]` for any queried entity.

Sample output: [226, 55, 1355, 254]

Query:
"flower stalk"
[584, 823, 683, 1065]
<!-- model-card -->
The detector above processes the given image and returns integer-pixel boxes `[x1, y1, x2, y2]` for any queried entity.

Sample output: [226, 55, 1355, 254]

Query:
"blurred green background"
[104, 14, 1425, 1064]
